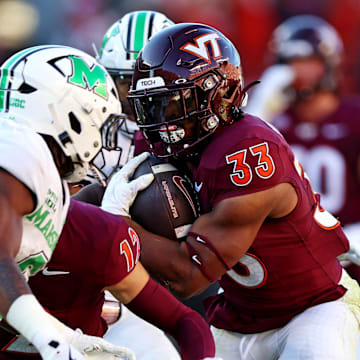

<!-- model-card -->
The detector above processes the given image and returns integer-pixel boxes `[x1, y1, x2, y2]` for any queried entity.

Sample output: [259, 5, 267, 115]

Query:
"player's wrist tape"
[185, 241, 216, 282]
[188, 232, 231, 270]
[6, 294, 74, 349]
[185, 232, 232, 282]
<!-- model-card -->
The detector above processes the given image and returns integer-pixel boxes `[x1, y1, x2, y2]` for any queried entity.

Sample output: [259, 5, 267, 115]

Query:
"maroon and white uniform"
[272, 96, 360, 286]
[31, 199, 140, 334]
[0, 199, 140, 358]
[272, 96, 360, 225]
[192, 114, 349, 334]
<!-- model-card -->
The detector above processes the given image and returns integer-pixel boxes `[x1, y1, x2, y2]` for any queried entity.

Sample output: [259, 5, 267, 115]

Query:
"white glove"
[84, 352, 135, 360]
[32, 333, 85, 360]
[340, 251, 360, 266]
[338, 223, 360, 266]
[245, 64, 294, 122]
[101, 152, 154, 217]
[71, 329, 135, 360]
[5, 295, 133, 360]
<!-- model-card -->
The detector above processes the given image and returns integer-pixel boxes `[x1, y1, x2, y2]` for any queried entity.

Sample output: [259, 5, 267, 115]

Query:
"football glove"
[71, 328, 135, 360]
[338, 223, 360, 266]
[83, 352, 135, 360]
[338, 248, 360, 266]
[101, 152, 154, 217]
[31, 333, 85, 360]
[245, 64, 294, 122]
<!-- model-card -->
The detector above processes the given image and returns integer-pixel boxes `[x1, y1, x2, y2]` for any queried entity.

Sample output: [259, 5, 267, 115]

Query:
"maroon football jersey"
[0, 199, 140, 358]
[193, 114, 349, 333]
[272, 95, 360, 225]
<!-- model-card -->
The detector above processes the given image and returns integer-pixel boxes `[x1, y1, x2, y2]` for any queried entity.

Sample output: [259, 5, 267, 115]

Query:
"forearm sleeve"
[126, 278, 215, 360]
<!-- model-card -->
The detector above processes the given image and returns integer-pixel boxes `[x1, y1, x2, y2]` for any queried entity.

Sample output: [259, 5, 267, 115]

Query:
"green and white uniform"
[0, 120, 70, 280]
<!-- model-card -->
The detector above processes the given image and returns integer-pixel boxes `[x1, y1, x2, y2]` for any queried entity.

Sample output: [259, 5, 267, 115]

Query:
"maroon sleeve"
[102, 215, 141, 287]
[126, 278, 215, 360]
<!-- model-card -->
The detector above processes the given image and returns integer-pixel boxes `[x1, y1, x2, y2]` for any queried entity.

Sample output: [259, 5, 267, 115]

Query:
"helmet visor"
[131, 87, 197, 126]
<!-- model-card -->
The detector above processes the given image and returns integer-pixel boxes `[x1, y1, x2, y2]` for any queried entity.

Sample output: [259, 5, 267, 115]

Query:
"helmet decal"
[67, 55, 108, 99]
[0, 45, 62, 112]
[99, 23, 120, 57]
[131, 11, 148, 60]
[172, 175, 197, 217]
[180, 32, 222, 63]
[136, 76, 165, 90]
[98, 10, 174, 72]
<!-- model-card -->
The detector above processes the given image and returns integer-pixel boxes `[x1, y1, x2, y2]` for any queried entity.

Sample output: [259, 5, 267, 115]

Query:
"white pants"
[212, 271, 360, 360]
[103, 305, 180, 360]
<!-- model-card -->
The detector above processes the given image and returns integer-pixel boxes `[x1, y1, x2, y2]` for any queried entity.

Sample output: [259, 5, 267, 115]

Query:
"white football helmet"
[89, 11, 174, 183]
[98, 10, 174, 78]
[0, 45, 121, 182]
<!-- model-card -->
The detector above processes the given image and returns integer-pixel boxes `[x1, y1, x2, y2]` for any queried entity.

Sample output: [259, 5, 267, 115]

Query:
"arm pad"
[126, 278, 215, 360]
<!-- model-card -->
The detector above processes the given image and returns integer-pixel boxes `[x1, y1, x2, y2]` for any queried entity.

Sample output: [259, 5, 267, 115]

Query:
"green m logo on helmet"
[67, 55, 109, 100]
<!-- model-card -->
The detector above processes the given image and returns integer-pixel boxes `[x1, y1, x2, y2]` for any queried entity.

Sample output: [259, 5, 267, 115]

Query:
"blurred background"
[1, 0, 360, 94]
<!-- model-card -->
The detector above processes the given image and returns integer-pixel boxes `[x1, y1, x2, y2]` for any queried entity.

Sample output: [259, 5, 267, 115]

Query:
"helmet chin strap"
[88, 163, 107, 186]
[240, 80, 261, 106]
[225, 80, 260, 123]
[222, 80, 260, 108]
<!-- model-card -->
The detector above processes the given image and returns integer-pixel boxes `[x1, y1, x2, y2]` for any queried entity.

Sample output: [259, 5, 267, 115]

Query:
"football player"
[75, 9, 219, 343]
[70, 11, 183, 359]
[90, 10, 174, 183]
[101, 23, 360, 359]
[0, 45, 125, 359]
[248, 15, 360, 279]
[0, 155, 217, 360]
[72, 10, 174, 200]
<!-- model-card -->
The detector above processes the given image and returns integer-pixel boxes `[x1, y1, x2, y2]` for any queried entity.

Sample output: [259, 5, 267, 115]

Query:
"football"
[129, 155, 199, 241]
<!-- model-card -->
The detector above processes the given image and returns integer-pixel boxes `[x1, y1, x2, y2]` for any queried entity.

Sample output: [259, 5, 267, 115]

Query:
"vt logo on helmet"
[180, 32, 222, 63]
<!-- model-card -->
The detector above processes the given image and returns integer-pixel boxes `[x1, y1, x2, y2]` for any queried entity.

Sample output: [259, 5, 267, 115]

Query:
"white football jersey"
[0, 120, 70, 280]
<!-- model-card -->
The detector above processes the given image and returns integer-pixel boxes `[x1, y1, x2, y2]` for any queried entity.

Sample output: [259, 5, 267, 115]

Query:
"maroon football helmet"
[269, 15, 343, 92]
[128, 23, 248, 159]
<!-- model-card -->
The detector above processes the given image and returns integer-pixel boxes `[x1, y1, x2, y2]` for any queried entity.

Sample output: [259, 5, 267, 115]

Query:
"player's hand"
[32, 334, 85, 360]
[338, 246, 360, 266]
[101, 152, 154, 217]
[346, 235, 360, 265]
[71, 328, 136, 360]
[245, 64, 294, 122]
[339, 223, 360, 266]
